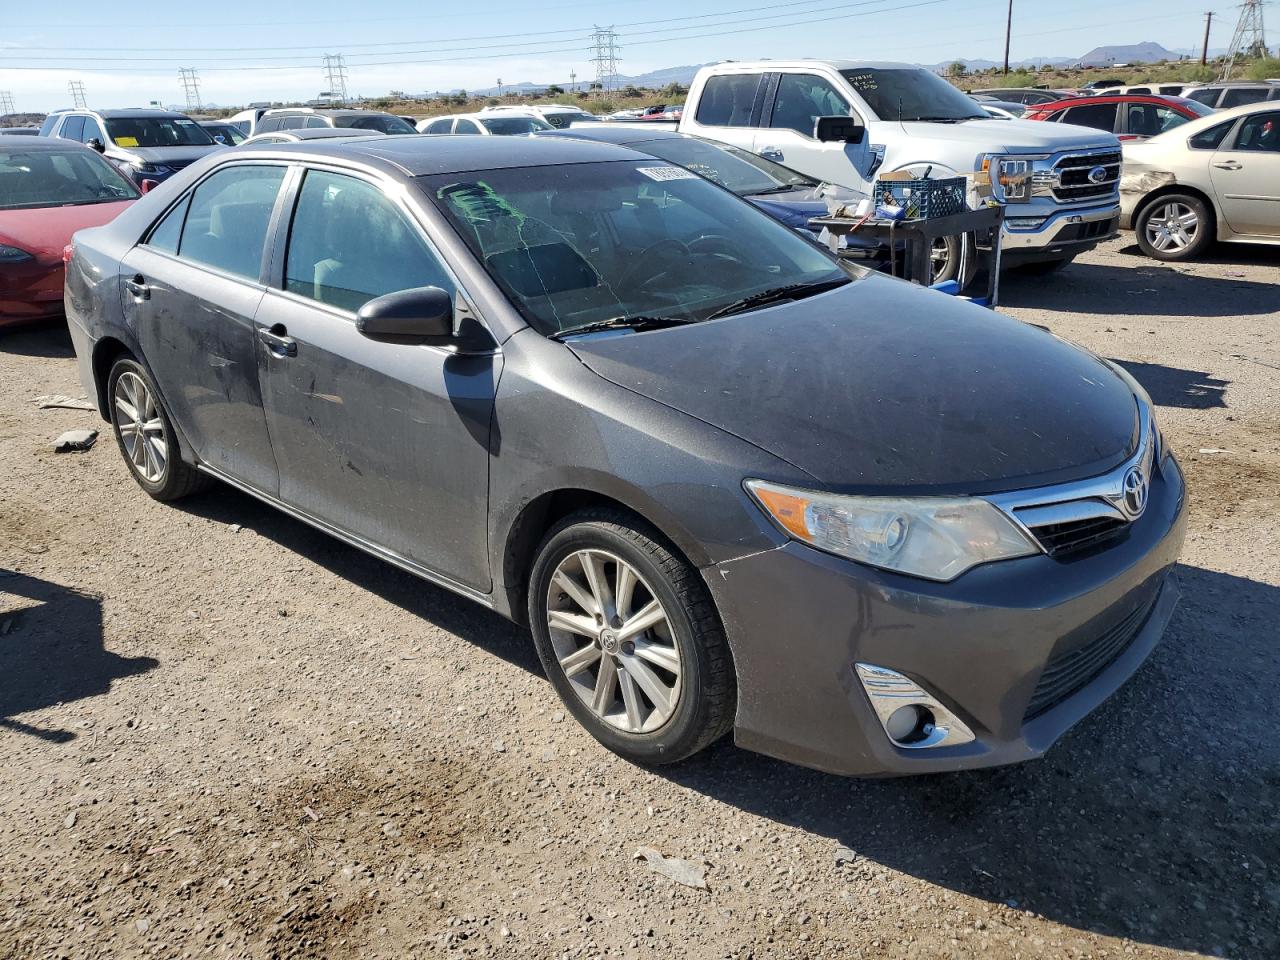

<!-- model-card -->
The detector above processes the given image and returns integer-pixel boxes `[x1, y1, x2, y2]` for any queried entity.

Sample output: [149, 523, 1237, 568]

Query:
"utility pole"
[322, 54, 350, 106]
[0, 91, 15, 116]
[178, 68, 202, 112]
[1201, 12, 1214, 65]
[69, 80, 88, 109]
[497, 78, 503, 99]
[1003, 0, 1013, 74]
[570, 70, 577, 92]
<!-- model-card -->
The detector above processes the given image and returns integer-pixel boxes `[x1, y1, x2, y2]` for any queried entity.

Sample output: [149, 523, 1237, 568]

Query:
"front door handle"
[124, 274, 149, 300]
[1213, 160, 1242, 171]
[759, 147, 784, 161]
[258, 324, 298, 358]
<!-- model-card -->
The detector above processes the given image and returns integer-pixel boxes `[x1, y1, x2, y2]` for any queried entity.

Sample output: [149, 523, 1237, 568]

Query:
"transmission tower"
[590, 25, 621, 91]
[178, 68, 203, 112]
[0, 91, 15, 116]
[322, 54, 350, 105]
[68, 80, 88, 109]
[1222, 0, 1269, 78]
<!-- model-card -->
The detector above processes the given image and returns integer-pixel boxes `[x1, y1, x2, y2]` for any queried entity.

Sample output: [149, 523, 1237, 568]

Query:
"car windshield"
[336, 114, 417, 134]
[205, 124, 245, 145]
[0, 147, 140, 209]
[480, 116, 554, 135]
[1172, 97, 1216, 117]
[106, 117, 214, 147]
[629, 136, 815, 195]
[425, 160, 850, 337]
[840, 68, 987, 121]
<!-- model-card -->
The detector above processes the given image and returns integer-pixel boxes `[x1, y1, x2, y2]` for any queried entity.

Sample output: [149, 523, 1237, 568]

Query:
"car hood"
[107, 145, 222, 165]
[567, 275, 1138, 494]
[884, 117, 1118, 153]
[0, 200, 136, 260]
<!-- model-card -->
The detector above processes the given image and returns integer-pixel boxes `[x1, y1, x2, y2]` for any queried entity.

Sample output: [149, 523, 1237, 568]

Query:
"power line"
[590, 25, 621, 91]
[178, 67, 202, 111]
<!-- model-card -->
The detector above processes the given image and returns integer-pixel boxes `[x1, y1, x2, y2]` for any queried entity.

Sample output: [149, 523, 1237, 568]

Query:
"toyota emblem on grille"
[1087, 165, 1109, 184]
[1120, 466, 1149, 519]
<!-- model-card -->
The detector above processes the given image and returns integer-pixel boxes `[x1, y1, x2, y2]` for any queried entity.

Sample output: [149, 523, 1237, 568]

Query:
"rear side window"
[284, 170, 453, 312]
[1188, 120, 1234, 150]
[146, 194, 191, 254]
[1060, 102, 1118, 132]
[305, 116, 328, 129]
[174, 165, 286, 280]
[1221, 88, 1268, 108]
[257, 117, 283, 132]
[1186, 88, 1219, 107]
[424, 118, 453, 134]
[281, 116, 309, 130]
[770, 74, 851, 136]
[695, 74, 762, 127]
[60, 116, 86, 141]
[455, 119, 482, 134]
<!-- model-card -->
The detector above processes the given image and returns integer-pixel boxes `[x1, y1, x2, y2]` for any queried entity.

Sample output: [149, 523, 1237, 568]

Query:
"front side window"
[425, 119, 454, 135]
[479, 116, 553, 135]
[336, 114, 417, 134]
[770, 74, 853, 136]
[694, 74, 763, 127]
[837, 68, 986, 121]
[256, 117, 284, 133]
[174, 165, 286, 280]
[1126, 104, 1192, 137]
[1222, 88, 1268, 109]
[1061, 102, 1118, 132]
[305, 117, 328, 129]
[634, 136, 814, 196]
[1231, 112, 1280, 153]
[59, 116, 86, 141]
[454, 119, 482, 135]
[0, 147, 139, 210]
[426, 160, 849, 337]
[106, 117, 214, 148]
[1186, 88, 1220, 107]
[281, 116, 309, 130]
[284, 170, 453, 312]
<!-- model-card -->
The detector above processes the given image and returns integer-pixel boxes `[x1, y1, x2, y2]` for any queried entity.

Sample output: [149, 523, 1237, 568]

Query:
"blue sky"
[1, 0, 1226, 111]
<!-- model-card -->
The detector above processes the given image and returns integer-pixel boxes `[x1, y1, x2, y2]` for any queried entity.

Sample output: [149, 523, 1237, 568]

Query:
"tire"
[107, 357, 211, 501]
[1135, 193, 1215, 261]
[929, 233, 977, 288]
[1015, 256, 1076, 276]
[527, 509, 735, 766]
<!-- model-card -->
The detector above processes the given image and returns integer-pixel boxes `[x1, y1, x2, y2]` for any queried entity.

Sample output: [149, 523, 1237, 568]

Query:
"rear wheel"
[528, 510, 735, 766]
[1135, 193, 1214, 261]
[107, 357, 210, 501]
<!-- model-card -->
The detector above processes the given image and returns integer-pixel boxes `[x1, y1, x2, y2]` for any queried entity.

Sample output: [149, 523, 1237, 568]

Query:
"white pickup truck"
[678, 60, 1123, 276]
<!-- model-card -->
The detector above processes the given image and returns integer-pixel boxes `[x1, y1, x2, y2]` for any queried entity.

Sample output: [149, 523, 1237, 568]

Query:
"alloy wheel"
[1144, 201, 1199, 253]
[113, 371, 167, 484]
[930, 237, 951, 283]
[545, 549, 682, 734]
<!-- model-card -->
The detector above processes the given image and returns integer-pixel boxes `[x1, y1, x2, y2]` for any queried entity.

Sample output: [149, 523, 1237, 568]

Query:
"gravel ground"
[2, 236, 1278, 960]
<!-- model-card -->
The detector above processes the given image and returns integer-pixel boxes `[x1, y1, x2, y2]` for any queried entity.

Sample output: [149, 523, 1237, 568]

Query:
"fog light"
[855, 663, 975, 750]
[1006, 216, 1047, 230]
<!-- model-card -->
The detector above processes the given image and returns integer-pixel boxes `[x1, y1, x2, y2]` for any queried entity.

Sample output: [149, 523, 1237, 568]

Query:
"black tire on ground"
[1135, 192, 1215, 261]
[106, 356, 211, 502]
[1015, 256, 1076, 276]
[527, 509, 736, 766]
[930, 233, 977, 288]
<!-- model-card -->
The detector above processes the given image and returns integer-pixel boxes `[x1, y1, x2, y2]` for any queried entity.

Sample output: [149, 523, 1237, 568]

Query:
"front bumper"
[1000, 202, 1121, 264]
[0, 259, 65, 324]
[708, 453, 1186, 777]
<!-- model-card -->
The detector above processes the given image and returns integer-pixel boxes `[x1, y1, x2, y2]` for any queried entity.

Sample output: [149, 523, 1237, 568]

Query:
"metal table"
[810, 205, 1006, 307]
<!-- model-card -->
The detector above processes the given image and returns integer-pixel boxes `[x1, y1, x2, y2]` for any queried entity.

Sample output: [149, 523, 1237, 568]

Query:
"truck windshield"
[425, 160, 849, 337]
[840, 68, 987, 122]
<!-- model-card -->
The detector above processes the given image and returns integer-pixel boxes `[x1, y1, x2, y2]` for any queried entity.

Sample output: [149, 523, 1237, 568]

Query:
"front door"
[1211, 110, 1280, 237]
[120, 163, 288, 494]
[753, 71, 874, 192]
[254, 168, 499, 591]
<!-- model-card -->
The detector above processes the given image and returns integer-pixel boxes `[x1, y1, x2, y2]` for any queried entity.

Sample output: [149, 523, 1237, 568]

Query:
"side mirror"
[86, 138, 106, 153]
[140, 179, 159, 194]
[814, 116, 865, 144]
[357, 286, 454, 343]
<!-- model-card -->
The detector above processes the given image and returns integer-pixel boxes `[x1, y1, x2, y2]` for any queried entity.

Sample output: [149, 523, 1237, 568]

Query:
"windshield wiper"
[749, 183, 813, 195]
[704, 278, 849, 321]
[551, 315, 699, 340]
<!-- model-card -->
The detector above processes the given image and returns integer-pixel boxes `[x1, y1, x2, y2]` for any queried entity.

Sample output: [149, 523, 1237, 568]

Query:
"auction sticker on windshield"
[637, 165, 699, 182]
[114, 137, 139, 147]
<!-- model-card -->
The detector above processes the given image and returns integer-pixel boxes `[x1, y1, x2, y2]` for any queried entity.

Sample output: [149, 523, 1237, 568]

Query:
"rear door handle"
[124, 275, 149, 300]
[1213, 160, 1242, 171]
[258, 324, 297, 358]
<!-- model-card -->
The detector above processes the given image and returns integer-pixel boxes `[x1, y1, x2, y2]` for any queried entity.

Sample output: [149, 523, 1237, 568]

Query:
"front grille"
[165, 159, 195, 171]
[1055, 217, 1118, 243]
[1052, 150, 1121, 203]
[1025, 590, 1158, 720]
[1028, 515, 1129, 556]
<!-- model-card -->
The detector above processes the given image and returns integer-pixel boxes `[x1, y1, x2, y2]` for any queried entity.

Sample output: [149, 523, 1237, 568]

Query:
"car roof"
[537, 126, 683, 145]
[252, 128, 385, 140]
[707, 59, 920, 71]
[0, 134, 97, 149]
[233, 134, 648, 176]
[93, 109, 191, 119]
[266, 108, 394, 117]
[1138, 98, 1277, 142]
[1031, 94, 1190, 108]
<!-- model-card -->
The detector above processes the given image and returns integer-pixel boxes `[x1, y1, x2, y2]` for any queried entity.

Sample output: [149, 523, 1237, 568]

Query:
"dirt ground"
[2, 236, 1278, 960]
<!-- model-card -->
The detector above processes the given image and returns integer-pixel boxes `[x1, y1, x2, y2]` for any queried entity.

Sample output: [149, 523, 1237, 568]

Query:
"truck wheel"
[930, 234, 976, 288]
[107, 357, 211, 501]
[1135, 194, 1214, 261]
[528, 510, 735, 766]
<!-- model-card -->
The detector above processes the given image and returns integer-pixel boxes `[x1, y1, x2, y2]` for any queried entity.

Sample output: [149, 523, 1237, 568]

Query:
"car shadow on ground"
[1000, 257, 1274, 318]
[1114, 359, 1230, 409]
[0, 570, 157, 743]
[170, 485, 539, 675]
[658, 564, 1280, 959]
[0, 322, 76, 360]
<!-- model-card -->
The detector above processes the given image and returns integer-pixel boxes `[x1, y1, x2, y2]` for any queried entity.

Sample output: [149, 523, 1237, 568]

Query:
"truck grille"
[1052, 150, 1121, 203]
[1025, 589, 1158, 720]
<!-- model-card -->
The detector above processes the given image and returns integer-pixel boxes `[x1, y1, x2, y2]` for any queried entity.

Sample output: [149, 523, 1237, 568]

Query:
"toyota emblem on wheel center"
[1121, 465, 1149, 519]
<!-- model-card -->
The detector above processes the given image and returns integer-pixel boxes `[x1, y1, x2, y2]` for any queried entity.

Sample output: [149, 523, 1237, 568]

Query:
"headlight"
[128, 160, 171, 175]
[0, 244, 34, 263]
[746, 480, 1039, 582]
[981, 154, 1043, 203]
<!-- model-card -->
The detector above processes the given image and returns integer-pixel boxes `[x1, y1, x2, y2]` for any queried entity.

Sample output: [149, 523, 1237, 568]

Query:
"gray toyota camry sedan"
[63, 136, 1186, 776]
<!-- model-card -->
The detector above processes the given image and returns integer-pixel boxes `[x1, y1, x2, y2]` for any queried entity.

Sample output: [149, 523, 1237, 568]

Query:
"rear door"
[754, 71, 874, 191]
[1211, 110, 1280, 237]
[253, 166, 500, 590]
[120, 163, 288, 493]
[682, 71, 766, 152]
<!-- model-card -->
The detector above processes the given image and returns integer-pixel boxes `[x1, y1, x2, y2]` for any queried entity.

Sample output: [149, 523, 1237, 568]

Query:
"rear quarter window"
[695, 74, 763, 127]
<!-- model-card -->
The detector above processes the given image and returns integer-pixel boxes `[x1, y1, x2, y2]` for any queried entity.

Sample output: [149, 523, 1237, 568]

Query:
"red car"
[1023, 94, 1215, 141]
[1, 135, 140, 326]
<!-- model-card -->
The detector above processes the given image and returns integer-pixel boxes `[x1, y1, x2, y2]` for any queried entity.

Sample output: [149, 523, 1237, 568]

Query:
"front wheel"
[107, 357, 210, 501]
[929, 233, 977, 288]
[528, 511, 735, 766]
[1135, 193, 1214, 261]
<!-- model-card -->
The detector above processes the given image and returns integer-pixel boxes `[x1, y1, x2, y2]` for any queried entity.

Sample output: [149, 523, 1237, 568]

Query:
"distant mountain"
[1077, 42, 1177, 66]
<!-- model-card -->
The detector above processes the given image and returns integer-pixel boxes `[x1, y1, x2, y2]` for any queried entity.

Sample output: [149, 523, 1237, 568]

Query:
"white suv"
[679, 61, 1124, 273]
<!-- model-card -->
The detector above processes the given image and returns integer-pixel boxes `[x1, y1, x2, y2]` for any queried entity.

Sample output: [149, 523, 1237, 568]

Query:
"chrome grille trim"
[1028, 147, 1122, 204]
